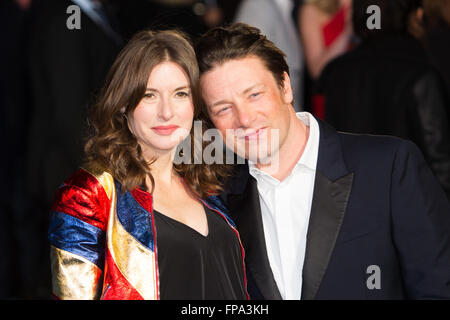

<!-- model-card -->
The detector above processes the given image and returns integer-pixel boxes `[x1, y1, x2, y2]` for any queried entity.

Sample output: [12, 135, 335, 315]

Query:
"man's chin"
[243, 150, 276, 165]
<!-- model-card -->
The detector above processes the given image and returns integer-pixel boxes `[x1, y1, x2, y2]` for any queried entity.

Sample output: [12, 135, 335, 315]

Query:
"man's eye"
[250, 92, 261, 99]
[216, 106, 230, 115]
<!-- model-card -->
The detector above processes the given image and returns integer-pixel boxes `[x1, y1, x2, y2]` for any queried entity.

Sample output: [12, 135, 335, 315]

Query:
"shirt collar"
[248, 112, 320, 183]
[296, 112, 319, 171]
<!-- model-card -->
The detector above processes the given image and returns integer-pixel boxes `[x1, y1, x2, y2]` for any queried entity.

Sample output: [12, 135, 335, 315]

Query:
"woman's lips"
[151, 125, 179, 135]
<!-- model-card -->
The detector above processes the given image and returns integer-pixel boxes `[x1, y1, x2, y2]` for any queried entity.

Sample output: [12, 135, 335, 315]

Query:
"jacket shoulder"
[336, 132, 419, 170]
[51, 168, 114, 231]
[338, 131, 405, 148]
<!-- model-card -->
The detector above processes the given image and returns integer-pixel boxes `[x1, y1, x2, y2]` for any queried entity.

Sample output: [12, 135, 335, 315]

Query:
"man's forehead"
[200, 56, 272, 89]
[200, 75, 262, 104]
[202, 56, 269, 77]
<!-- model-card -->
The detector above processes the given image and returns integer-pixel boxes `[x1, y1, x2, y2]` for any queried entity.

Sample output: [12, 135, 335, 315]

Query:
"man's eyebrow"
[211, 99, 231, 108]
[242, 83, 263, 95]
[209, 83, 263, 108]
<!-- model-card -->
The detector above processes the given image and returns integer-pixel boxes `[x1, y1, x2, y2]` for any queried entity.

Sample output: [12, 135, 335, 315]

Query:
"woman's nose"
[159, 97, 175, 121]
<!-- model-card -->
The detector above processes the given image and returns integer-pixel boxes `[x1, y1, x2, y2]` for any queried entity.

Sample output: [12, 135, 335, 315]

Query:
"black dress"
[154, 203, 247, 300]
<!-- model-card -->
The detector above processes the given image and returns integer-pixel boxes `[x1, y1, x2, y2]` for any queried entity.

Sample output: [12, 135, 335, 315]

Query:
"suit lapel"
[301, 170, 353, 299]
[228, 175, 282, 300]
[301, 119, 354, 299]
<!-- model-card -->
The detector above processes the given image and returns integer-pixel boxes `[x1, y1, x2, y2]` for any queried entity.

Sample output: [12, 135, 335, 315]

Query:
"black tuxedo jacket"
[221, 119, 450, 299]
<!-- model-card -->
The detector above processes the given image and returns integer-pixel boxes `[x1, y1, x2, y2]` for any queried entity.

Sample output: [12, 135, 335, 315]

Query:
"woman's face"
[128, 61, 194, 158]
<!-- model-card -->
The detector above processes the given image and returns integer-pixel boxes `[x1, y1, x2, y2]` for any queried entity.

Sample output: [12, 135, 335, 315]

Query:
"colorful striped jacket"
[48, 168, 248, 299]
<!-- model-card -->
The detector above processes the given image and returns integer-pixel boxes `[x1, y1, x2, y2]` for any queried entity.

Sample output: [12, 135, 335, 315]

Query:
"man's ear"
[281, 71, 294, 105]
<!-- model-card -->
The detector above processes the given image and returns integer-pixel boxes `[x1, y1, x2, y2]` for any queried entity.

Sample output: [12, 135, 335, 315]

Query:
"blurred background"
[0, 0, 449, 299]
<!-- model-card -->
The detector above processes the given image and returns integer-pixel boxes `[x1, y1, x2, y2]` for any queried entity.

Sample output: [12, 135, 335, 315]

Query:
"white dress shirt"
[248, 112, 320, 299]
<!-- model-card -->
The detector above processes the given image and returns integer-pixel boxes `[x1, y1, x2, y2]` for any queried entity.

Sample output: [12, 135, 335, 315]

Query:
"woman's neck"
[143, 147, 178, 190]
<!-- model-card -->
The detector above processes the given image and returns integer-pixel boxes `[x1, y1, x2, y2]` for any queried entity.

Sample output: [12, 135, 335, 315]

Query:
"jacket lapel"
[227, 171, 282, 300]
[301, 119, 354, 299]
[301, 170, 353, 299]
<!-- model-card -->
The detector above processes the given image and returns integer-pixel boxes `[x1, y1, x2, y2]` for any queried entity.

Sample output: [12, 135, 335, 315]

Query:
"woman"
[48, 29, 248, 300]
[298, 0, 353, 80]
[298, 0, 353, 119]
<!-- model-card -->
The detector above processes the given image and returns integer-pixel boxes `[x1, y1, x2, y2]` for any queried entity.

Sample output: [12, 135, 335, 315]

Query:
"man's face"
[200, 55, 293, 163]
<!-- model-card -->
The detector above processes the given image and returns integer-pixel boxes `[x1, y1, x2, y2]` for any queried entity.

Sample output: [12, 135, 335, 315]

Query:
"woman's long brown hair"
[84, 29, 230, 198]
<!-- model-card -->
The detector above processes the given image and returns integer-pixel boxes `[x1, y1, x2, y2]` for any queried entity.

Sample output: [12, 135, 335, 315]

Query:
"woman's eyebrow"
[173, 85, 191, 91]
[145, 85, 191, 92]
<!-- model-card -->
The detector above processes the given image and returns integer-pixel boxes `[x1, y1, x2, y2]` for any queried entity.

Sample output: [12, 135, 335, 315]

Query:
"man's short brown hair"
[195, 23, 290, 89]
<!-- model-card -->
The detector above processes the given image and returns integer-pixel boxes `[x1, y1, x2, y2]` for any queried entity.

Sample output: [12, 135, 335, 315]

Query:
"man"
[196, 23, 450, 299]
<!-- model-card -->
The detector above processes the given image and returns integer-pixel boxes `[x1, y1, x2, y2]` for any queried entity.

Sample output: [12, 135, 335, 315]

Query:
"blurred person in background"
[298, 0, 353, 80]
[200, 0, 243, 29]
[410, 0, 450, 107]
[116, 0, 207, 38]
[234, 0, 304, 112]
[114, 0, 242, 40]
[298, 0, 353, 120]
[319, 0, 450, 199]
[24, 0, 122, 297]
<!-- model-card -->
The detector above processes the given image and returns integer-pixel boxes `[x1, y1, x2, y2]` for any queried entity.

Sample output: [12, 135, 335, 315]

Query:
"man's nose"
[235, 104, 256, 128]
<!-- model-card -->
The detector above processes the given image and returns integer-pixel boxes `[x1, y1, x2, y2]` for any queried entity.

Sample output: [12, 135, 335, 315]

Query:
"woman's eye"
[250, 92, 260, 99]
[143, 93, 155, 99]
[175, 91, 190, 98]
